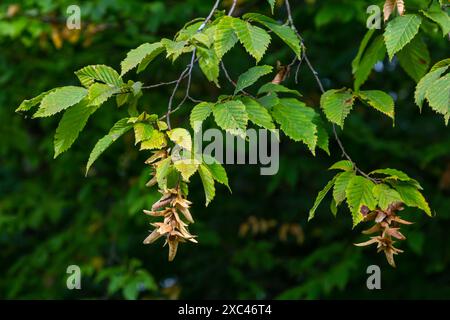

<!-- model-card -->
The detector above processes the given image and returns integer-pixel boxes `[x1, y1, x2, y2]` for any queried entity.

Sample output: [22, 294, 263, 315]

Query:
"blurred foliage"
[0, 0, 449, 299]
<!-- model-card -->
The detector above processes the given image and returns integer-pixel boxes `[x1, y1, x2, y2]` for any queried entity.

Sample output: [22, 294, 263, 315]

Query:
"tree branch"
[284, 0, 376, 182]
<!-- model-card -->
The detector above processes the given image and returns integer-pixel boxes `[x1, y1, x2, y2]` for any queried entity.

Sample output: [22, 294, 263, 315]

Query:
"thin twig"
[294, 53, 304, 84]
[284, 0, 376, 182]
[220, 61, 255, 97]
[164, 0, 225, 129]
[164, 0, 239, 126]
[228, 0, 238, 16]
[141, 79, 182, 89]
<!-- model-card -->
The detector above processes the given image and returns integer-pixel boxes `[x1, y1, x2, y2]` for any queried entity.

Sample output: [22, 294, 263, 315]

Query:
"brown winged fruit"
[142, 151, 197, 261]
[354, 201, 413, 267]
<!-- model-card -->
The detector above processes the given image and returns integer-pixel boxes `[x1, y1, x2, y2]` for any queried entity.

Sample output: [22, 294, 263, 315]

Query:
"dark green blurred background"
[1, 0, 449, 299]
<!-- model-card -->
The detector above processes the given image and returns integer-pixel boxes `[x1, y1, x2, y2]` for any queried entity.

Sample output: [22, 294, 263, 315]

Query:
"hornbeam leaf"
[397, 36, 430, 82]
[198, 164, 215, 206]
[133, 122, 155, 145]
[54, 99, 99, 158]
[243, 13, 301, 58]
[415, 66, 448, 110]
[212, 100, 248, 137]
[75, 65, 123, 87]
[240, 96, 275, 130]
[121, 42, 164, 76]
[257, 83, 302, 97]
[384, 15, 422, 61]
[231, 18, 271, 63]
[372, 183, 402, 211]
[354, 35, 386, 91]
[234, 65, 273, 94]
[357, 90, 395, 121]
[352, 28, 375, 74]
[190, 102, 213, 132]
[88, 83, 120, 106]
[329, 160, 354, 172]
[202, 154, 230, 190]
[140, 131, 167, 150]
[16, 89, 56, 112]
[333, 171, 355, 205]
[173, 159, 200, 182]
[425, 73, 450, 117]
[86, 118, 132, 174]
[214, 16, 239, 59]
[391, 181, 431, 216]
[271, 98, 318, 154]
[308, 176, 337, 221]
[33, 86, 87, 118]
[168, 128, 192, 151]
[346, 176, 377, 227]
[197, 47, 220, 86]
[320, 89, 355, 128]
[421, 1, 450, 36]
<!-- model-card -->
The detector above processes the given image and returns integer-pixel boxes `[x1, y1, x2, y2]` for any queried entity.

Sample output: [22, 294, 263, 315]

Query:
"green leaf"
[231, 18, 271, 63]
[425, 73, 450, 117]
[383, 15, 422, 61]
[330, 198, 338, 217]
[320, 89, 354, 128]
[357, 90, 395, 121]
[354, 35, 386, 91]
[312, 114, 330, 155]
[140, 131, 167, 150]
[267, 0, 276, 14]
[431, 58, 450, 72]
[16, 89, 55, 112]
[54, 99, 99, 158]
[333, 171, 355, 205]
[271, 98, 318, 154]
[161, 38, 190, 62]
[257, 83, 302, 97]
[352, 28, 375, 74]
[88, 83, 120, 106]
[212, 100, 249, 137]
[33, 86, 87, 118]
[372, 184, 402, 211]
[190, 102, 213, 132]
[392, 181, 431, 216]
[234, 65, 273, 94]
[370, 168, 413, 181]
[167, 128, 192, 150]
[308, 176, 337, 221]
[202, 155, 230, 190]
[138, 46, 166, 74]
[198, 164, 215, 206]
[214, 16, 239, 59]
[370, 168, 423, 190]
[415, 66, 448, 110]
[346, 176, 377, 227]
[258, 92, 280, 108]
[156, 157, 172, 190]
[329, 160, 354, 172]
[121, 42, 164, 76]
[243, 13, 301, 58]
[421, 2, 450, 36]
[86, 118, 132, 174]
[397, 36, 430, 82]
[75, 65, 123, 87]
[173, 159, 200, 182]
[133, 122, 154, 145]
[197, 47, 220, 86]
[240, 97, 275, 130]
